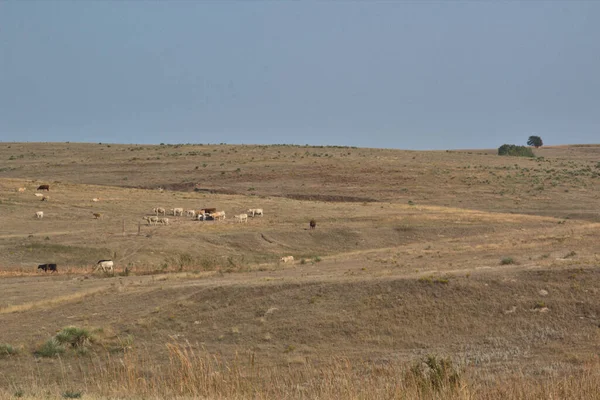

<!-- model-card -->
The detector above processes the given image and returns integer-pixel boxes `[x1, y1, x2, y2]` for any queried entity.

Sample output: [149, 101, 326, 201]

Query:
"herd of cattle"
[142, 207, 264, 226]
[19, 184, 315, 273]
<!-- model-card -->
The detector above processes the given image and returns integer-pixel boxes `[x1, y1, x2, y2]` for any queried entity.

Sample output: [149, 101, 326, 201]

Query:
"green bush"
[55, 326, 93, 348]
[498, 144, 535, 157]
[35, 339, 65, 358]
[0, 343, 18, 358]
[500, 257, 515, 265]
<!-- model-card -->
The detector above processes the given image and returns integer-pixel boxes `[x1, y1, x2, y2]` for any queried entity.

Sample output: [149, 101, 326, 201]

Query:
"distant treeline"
[497, 144, 535, 157]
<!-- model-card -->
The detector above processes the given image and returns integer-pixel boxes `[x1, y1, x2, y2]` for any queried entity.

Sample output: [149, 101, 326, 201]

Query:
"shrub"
[35, 338, 65, 357]
[55, 326, 93, 348]
[407, 355, 462, 393]
[498, 144, 535, 157]
[0, 343, 18, 358]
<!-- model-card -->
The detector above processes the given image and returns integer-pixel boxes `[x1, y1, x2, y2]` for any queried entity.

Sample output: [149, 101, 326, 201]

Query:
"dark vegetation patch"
[284, 193, 378, 203]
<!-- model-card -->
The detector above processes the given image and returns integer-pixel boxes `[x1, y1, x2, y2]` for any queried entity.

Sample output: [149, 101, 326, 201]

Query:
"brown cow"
[310, 219, 316, 230]
[37, 184, 50, 191]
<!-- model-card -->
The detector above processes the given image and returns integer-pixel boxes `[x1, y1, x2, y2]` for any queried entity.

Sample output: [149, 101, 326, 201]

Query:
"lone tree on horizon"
[527, 135, 543, 148]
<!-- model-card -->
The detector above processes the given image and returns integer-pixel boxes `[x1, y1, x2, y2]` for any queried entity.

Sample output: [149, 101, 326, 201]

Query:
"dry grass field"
[0, 142, 599, 399]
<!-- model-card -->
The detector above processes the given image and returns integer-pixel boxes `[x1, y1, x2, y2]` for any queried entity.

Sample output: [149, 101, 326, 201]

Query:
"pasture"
[0, 142, 599, 399]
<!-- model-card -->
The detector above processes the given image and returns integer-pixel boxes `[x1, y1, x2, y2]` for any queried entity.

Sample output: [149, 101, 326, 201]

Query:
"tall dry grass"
[2, 342, 599, 399]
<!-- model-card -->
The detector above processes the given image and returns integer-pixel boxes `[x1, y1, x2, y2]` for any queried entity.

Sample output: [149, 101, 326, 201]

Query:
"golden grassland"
[0, 142, 600, 398]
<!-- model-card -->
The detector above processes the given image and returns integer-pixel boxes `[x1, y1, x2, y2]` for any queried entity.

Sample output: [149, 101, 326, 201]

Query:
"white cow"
[17, 187, 26, 192]
[34, 193, 44, 198]
[247, 208, 264, 217]
[185, 209, 196, 217]
[212, 211, 226, 221]
[171, 208, 184, 216]
[35, 211, 44, 219]
[92, 198, 100, 202]
[234, 213, 248, 223]
[143, 216, 159, 225]
[280, 256, 294, 263]
[95, 260, 114, 273]
[153, 207, 166, 216]
[157, 217, 169, 225]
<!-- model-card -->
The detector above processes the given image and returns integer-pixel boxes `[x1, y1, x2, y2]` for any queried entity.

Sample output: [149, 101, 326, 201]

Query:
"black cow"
[37, 184, 50, 191]
[309, 219, 316, 230]
[38, 263, 58, 273]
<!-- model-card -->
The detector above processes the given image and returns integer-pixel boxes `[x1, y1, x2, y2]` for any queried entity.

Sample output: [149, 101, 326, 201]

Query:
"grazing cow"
[17, 187, 26, 192]
[197, 212, 208, 221]
[153, 207, 166, 216]
[185, 209, 196, 217]
[95, 260, 114, 273]
[234, 213, 248, 223]
[34, 193, 44, 198]
[280, 256, 294, 263]
[203, 208, 217, 215]
[143, 216, 158, 225]
[310, 219, 316, 230]
[38, 263, 57, 273]
[212, 211, 226, 221]
[92, 198, 100, 202]
[157, 217, 169, 225]
[171, 208, 184, 216]
[92, 212, 102, 219]
[247, 208, 264, 217]
[41, 195, 49, 201]
[37, 185, 50, 191]
[35, 211, 44, 219]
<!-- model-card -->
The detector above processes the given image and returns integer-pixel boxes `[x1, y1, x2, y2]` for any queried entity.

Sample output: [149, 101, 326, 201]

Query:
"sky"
[1, 1, 599, 150]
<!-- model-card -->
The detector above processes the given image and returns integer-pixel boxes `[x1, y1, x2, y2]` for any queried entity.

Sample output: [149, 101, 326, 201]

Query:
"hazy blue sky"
[1, 1, 599, 150]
